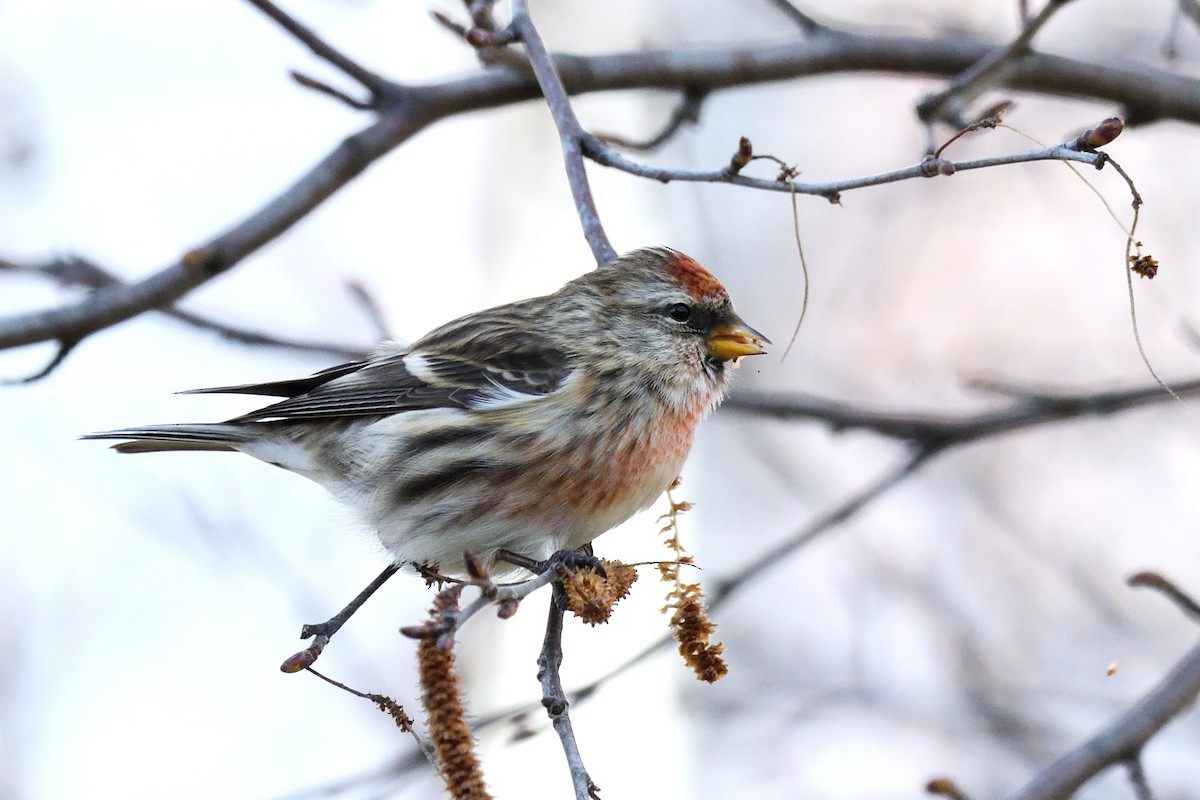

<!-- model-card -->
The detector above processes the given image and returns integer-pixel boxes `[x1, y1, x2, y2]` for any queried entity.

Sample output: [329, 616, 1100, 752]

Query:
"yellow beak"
[705, 318, 770, 361]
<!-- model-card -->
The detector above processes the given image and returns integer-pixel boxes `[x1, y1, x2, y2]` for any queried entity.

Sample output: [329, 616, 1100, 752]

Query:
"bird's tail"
[82, 424, 251, 454]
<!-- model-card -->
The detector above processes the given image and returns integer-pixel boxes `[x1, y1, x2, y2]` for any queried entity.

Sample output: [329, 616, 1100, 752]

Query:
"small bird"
[86, 247, 767, 576]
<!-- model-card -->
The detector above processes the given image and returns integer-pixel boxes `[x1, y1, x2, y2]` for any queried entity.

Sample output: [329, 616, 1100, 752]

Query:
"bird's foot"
[497, 544, 607, 579]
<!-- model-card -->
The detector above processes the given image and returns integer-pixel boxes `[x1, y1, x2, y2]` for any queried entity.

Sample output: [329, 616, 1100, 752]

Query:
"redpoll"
[86, 247, 768, 575]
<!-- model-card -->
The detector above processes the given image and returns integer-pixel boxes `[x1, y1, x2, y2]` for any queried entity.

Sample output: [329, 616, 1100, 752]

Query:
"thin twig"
[510, 0, 616, 266]
[917, 0, 1080, 125]
[711, 448, 935, 602]
[2, 339, 78, 385]
[594, 87, 708, 152]
[304, 667, 436, 767]
[762, 0, 832, 35]
[583, 134, 1105, 202]
[1128, 572, 1200, 625]
[1124, 755, 1155, 800]
[244, 0, 393, 103]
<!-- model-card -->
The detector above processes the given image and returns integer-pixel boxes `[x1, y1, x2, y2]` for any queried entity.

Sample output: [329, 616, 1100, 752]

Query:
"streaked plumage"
[85, 247, 768, 574]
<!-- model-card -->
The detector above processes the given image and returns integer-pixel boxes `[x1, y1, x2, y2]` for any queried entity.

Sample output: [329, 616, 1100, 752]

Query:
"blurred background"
[1, 1, 1198, 798]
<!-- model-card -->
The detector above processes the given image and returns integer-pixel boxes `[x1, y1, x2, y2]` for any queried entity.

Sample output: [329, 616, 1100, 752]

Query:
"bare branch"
[918, 0, 1081, 125]
[538, 600, 599, 800]
[510, 0, 616, 265]
[712, 448, 934, 603]
[1004, 640, 1200, 800]
[1124, 756, 1155, 800]
[594, 87, 708, 152]
[2, 339, 78, 385]
[0, 255, 370, 365]
[725, 376, 1200, 448]
[1128, 572, 1200, 625]
[289, 71, 374, 110]
[584, 134, 1106, 202]
[5, 27, 1200, 356]
[0, 112, 423, 354]
[762, 0, 833, 36]
[244, 0, 393, 106]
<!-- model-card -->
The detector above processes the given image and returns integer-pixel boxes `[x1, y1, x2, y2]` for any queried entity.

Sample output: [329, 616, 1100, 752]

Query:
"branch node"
[290, 70, 374, 110]
[920, 156, 956, 177]
[246, 0, 392, 104]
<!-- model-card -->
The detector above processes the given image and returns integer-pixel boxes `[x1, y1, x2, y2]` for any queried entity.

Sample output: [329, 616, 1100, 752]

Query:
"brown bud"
[181, 248, 209, 269]
[400, 624, 433, 639]
[280, 647, 318, 673]
[463, 550, 488, 581]
[465, 27, 493, 48]
[496, 598, 520, 619]
[1077, 117, 1124, 150]
[925, 777, 970, 800]
[728, 137, 753, 173]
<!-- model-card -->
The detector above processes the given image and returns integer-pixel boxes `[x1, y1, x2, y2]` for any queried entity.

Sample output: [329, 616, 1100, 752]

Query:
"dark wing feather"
[181, 360, 369, 398]
[215, 307, 573, 424]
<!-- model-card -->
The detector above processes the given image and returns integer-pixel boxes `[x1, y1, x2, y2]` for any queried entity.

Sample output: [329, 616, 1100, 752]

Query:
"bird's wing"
[207, 325, 572, 424]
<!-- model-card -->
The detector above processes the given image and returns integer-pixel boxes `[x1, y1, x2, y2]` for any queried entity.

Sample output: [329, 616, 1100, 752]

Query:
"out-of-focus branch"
[0, 111, 421, 355]
[510, 0, 616, 266]
[1124, 756, 1154, 800]
[1163, 0, 1200, 59]
[0, 256, 371, 363]
[725, 376, 1200, 448]
[1004, 639, 1200, 800]
[593, 87, 708, 152]
[1128, 572, 1200, 626]
[917, 0, 1080, 126]
[762, 0, 833, 36]
[244, 0, 393, 107]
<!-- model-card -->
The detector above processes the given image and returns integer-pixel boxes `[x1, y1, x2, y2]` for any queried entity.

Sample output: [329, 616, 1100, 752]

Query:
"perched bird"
[86, 247, 768, 576]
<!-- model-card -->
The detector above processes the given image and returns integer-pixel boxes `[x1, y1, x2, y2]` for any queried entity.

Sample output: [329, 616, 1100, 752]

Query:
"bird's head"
[564, 247, 769, 382]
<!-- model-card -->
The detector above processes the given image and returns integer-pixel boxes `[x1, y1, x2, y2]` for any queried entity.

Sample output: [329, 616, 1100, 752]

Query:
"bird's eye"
[666, 303, 693, 323]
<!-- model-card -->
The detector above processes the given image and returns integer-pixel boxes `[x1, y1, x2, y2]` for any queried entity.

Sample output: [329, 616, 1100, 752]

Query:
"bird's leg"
[497, 544, 607, 579]
[497, 545, 607, 611]
[280, 562, 401, 673]
[301, 561, 402, 640]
